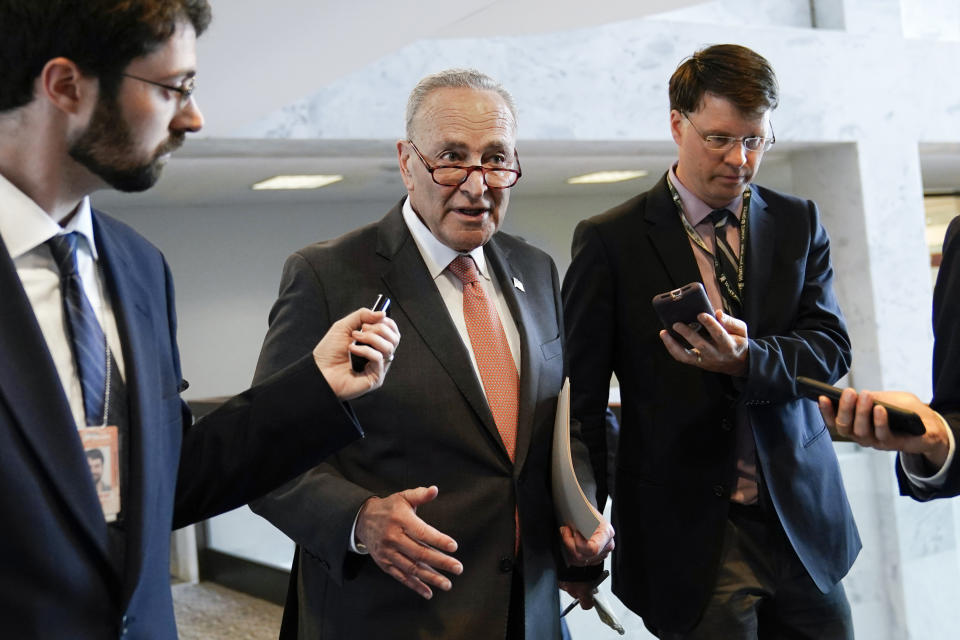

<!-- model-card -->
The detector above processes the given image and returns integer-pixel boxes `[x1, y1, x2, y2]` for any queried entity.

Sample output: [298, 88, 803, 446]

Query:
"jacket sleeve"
[740, 199, 852, 403]
[899, 215, 960, 500]
[247, 251, 376, 585]
[170, 255, 363, 529]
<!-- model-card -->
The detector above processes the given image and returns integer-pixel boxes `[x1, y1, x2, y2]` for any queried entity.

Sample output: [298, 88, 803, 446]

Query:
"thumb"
[334, 307, 386, 334]
[401, 485, 440, 509]
[716, 309, 747, 337]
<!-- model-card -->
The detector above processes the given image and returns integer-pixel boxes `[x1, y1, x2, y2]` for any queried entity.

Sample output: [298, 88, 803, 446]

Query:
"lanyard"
[667, 177, 750, 308]
[93, 259, 111, 427]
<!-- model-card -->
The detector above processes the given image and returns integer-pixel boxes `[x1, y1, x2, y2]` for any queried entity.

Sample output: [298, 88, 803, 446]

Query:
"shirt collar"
[401, 196, 489, 281]
[0, 172, 97, 260]
[668, 163, 743, 226]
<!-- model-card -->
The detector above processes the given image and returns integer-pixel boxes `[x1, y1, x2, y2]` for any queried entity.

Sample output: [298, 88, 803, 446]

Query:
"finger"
[671, 320, 707, 349]
[851, 390, 877, 440]
[383, 563, 435, 599]
[832, 388, 859, 436]
[395, 556, 455, 592]
[405, 538, 464, 576]
[401, 485, 441, 508]
[398, 489, 460, 555]
[357, 318, 401, 349]
[589, 526, 613, 554]
[374, 533, 462, 582]
[660, 329, 699, 365]
[872, 404, 896, 444]
[600, 536, 615, 555]
[355, 307, 389, 326]
[574, 535, 598, 559]
[569, 527, 594, 551]
[351, 330, 395, 362]
[818, 396, 838, 428]
[347, 340, 386, 368]
[715, 309, 748, 338]
[695, 312, 729, 345]
[334, 308, 384, 337]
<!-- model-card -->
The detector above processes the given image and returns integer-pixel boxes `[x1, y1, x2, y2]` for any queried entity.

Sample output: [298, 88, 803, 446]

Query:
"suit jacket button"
[713, 484, 726, 498]
[499, 557, 514, 573]
[720, 418, 732, 431]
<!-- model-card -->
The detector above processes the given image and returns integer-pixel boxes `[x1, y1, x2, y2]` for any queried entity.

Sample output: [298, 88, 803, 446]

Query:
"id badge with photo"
[80, 426, 121, 522]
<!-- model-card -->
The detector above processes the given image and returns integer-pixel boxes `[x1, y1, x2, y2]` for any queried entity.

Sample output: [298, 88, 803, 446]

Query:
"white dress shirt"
[0, 172, 125, 430]
[900, 413, 956, 489]
[401, 196, 521, 374]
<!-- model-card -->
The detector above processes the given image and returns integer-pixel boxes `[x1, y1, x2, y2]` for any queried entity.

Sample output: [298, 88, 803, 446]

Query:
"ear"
[39, 57, 96, 116]
[397, 139, 415, 191]
[669, 109, 685, 146]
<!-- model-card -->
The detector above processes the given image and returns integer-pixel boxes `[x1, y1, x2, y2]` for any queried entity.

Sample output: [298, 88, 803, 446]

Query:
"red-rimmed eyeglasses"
[408, 141, 522, 189]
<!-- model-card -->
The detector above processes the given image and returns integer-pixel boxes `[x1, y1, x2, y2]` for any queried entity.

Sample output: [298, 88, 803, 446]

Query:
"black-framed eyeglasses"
[123, 73, 197, 109]
[682, 113, 775, 152]
[407, 141, 522, 189]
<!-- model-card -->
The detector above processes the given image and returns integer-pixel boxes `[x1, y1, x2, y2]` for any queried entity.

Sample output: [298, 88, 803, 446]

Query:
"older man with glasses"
[563, 44, 859, 639]
[250, 68, 613, 640]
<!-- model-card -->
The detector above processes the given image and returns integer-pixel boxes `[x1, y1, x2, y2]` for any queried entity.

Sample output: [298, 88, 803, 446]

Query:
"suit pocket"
[540, 335, 562, 360]
[803, 423, 829, 447]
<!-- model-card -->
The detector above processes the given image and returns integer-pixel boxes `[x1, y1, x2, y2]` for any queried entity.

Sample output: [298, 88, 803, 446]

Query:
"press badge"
[80, 426, 121, 522]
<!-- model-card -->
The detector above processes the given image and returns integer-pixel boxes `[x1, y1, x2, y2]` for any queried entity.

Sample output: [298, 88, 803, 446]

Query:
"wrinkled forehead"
[412, 88, 517, 148]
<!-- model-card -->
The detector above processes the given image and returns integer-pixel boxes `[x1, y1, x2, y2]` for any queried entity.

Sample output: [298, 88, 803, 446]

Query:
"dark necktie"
[708, 209, 743, 318]
[47, 233, 107, 426]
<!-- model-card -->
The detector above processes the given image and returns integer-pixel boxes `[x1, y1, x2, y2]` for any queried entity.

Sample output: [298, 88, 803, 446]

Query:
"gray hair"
[405, 68, 518, 139]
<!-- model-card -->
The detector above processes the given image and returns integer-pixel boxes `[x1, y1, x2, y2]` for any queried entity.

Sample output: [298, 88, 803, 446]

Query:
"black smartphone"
[651, 282, 714, 349]
[351, 294, 392, 372]
[796, 376, 926, 436]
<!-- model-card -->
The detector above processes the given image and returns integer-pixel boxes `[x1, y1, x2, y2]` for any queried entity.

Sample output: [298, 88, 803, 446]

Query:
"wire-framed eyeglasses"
[123, 73, 197, 109]
[408, 141, 522, 189]
[682, 112, 775, 152]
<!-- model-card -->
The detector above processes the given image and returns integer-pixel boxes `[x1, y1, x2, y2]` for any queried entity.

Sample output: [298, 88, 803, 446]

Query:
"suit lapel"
[484, 238, 538, 473]
[0, 232, 111, 564]
[646, 175, 704, 289]
[742, 188, 771, 328]
[376, 206, 506, 460]
[92, 213, 155, 602]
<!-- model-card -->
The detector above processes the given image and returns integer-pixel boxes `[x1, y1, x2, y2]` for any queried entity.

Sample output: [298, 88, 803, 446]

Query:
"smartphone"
[651, 282, 714, 349]
[796, 376, 926, 436]
[351, 294, 392, 372]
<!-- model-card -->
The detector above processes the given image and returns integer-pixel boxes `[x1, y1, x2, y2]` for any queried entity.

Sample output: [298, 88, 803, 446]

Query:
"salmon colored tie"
[448, 255, 520, 459]
[449, 255, 521, 552]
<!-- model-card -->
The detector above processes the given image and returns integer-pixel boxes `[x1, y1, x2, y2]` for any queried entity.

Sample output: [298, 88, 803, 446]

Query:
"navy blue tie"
[47, 233, 107, 426]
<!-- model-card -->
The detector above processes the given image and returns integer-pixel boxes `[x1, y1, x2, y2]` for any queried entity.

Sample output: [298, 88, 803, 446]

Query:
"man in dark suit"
[562, 44, 860, 639]
[0, 2, 399, 638]
[821, 216, 960, 498]
[249, 69, 614, 640]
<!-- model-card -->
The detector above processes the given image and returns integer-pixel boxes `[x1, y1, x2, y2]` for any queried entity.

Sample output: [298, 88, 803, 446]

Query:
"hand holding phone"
[652, 282, 714, 349]
[351, 295, 392, 372]
[796, 376, 926, 436]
